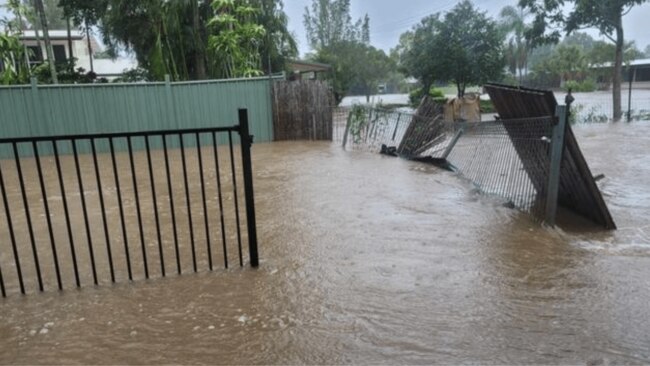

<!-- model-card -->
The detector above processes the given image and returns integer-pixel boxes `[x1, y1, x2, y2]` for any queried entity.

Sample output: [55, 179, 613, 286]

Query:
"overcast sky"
[284, 0, 650, 57]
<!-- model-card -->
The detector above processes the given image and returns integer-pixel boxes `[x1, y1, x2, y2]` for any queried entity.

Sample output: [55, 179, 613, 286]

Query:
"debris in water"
[237, 315, 249, 324]
[130, 331, 137, 337]
[39, 328, 49, 335]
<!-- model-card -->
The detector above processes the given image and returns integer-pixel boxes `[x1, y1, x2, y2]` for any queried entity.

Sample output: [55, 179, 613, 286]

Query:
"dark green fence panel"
[0, 77, 275, 157]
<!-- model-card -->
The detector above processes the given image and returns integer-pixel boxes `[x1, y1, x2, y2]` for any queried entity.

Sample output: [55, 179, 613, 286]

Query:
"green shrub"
[409, 86, 448, 108]
[563, 79, 596, 93]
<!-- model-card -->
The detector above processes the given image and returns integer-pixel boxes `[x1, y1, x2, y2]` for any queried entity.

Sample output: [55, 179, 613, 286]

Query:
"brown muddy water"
[1, 122, 650, 364]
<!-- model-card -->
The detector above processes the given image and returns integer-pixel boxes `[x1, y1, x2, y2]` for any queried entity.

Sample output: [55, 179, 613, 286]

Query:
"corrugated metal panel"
[484, 83, 616, 230]
[0, 77, 275, 143]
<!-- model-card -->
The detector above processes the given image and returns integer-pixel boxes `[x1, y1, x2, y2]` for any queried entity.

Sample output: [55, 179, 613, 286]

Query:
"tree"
[208, 0, 266, 78]
[519, 0, 649, 121]
[0, 33, 30, 84]
[303, 0, 369, 51]
[57, 0, 295, 81]
[645, 44, 650, 58]
[303, 0, 371, 104]
[253, 0, 297, 73]
[400, 0, 505, 97]
[33, 0, 57, 83]
[499, 5, 532, 83]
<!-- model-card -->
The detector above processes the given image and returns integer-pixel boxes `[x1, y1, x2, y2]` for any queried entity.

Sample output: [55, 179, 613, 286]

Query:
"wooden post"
[545, 105, 568, 226]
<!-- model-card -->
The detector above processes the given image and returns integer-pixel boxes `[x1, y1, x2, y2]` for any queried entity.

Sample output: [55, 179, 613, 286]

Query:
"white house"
[18, 30, 137, 77]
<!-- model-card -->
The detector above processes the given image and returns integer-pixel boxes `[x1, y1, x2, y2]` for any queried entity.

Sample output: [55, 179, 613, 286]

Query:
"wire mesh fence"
[334, 106, 556, 222]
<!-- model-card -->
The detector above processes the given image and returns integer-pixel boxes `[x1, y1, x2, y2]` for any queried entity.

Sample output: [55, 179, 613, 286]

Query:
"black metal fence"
[0, 109, 258, 297]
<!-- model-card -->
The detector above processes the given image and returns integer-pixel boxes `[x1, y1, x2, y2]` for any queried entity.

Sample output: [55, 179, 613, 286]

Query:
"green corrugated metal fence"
[0, 76, 275, 151]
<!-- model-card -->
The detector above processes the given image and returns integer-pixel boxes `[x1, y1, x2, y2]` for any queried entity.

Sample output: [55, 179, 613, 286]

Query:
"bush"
[409, 86, 447, 108]
[563, 79, 596, 93]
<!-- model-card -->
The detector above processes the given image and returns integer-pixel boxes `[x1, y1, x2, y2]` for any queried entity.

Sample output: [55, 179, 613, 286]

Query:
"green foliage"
[32, 58, 102, 84]
[563, 79, 596, 92]
[303, 0, 369, 50]
[208, 0, 266, 78]
[399, 1, 505, 97]
[348, 104, 368, 143]
[499, 5, 532, 83]
[408, 86, 446, 108]
[0, 32, 30, 84]
[112, 67, 151, 83]
[58, 0, 295, 81]
[519, 0, 649, 120]
[304, 0, 375, 104]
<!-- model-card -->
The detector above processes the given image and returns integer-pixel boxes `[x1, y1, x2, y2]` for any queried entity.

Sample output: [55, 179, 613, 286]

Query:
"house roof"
[288, 60, 332, 73]
[19, 30, 85, 40]
[592, 58, 650, 69]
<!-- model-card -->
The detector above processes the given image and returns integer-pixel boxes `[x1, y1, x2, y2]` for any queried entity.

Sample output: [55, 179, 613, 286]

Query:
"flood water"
[1, 122, 650, 364]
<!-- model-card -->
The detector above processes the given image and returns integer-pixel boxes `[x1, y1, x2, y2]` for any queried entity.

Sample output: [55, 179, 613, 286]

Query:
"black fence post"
[545, 104, 568, 226]
[238, 109, 259, 267]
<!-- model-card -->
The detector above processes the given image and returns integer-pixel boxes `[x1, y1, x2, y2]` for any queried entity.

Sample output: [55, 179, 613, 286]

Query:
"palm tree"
[499, 5, 531, 84]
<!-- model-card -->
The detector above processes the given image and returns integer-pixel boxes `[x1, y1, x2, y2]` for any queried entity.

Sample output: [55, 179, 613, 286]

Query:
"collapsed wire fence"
[334, 106, 557, 222]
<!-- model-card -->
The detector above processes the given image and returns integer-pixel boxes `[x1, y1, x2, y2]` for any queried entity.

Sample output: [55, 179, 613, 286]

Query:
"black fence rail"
[0, 109, 258, 297]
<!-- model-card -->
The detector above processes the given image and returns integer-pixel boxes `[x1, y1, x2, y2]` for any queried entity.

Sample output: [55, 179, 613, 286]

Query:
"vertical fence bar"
[545, 105, 568, 226]
[109, 138, 132, 281]
[228, 131, 244, 267]
[179, 134, 197, 273]
[162, 135, 181, 275]
[212, 132, 229, 269]
[33, 142, 63, 290]
[0, 162, 25, 294]
[196, 133, 213, 271]
[145, 137, 165, 277]
[72, 140, 98, 286]
[391, 113, 402, 142]
[91, 139, 115, 283]
[127, 137, 149, 279]
[12, 143, 44, 292]
[0, 263, 5, 297]
[238, 109, 259, 268]
[53, 141, 81, 288]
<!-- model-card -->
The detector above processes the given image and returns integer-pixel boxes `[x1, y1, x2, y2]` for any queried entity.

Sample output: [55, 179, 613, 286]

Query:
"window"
[53, 45, 67, 63]
[27, 46, 43, 66]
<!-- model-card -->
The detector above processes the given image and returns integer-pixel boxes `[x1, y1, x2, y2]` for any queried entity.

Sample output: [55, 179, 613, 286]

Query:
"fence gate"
[0, 109, 258, 297]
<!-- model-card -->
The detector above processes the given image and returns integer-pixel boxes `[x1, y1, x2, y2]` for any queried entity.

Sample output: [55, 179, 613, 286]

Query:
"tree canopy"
[58, 0, 296, 81]
[304, 0, 383, 104]
[519, 0, 649, 120]
[399, 0, 505, 97]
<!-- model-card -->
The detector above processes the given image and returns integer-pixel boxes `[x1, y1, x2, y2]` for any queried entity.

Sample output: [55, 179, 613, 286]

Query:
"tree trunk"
[67, 17, 74, 61]
[86, 21, 94, 73]
[193, 0, 206, 79]
[33, 0, 58, 83]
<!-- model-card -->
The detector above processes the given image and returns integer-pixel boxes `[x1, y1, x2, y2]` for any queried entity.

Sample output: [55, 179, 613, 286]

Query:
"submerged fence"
[335, 108, 556, 220]
[335, 93, 615, 230]
[0, 109, 258, 297]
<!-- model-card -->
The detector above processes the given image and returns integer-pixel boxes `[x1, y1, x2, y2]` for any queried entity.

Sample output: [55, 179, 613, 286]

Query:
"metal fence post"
[545, 104, 568, 226]
[238, 109, 259, 267]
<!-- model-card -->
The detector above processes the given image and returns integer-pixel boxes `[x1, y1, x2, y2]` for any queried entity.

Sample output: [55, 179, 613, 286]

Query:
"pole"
[627, 67, 636, 122]
[238, 109, 259, 267]
[545, 104, 568, 226]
